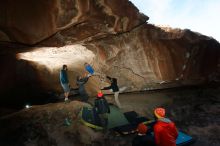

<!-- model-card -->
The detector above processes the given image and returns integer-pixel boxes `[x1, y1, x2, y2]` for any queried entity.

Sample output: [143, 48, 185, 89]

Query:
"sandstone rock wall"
[0, 0, 147, 44]
[85, 24, 220, 91]
[0, 0, 219, 98]
[10, 24, 220, 95]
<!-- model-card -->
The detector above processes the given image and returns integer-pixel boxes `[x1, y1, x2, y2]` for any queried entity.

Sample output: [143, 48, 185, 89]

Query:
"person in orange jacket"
[153, 108, 178, 146]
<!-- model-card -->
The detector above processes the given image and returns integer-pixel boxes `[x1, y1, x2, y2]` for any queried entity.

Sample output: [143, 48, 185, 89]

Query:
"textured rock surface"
[85, 24, 220, 92]
[0, 101, 102, 146]
[0, 0, 220, 99]
[0, 0, 147, 44]
[0, 100, 138, 146]
[9, 26, 220, 97]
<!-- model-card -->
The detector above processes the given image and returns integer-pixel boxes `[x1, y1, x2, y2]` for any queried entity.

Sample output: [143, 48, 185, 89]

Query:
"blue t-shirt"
[60, 70, 69, 84]
[85, 65, 94, 74]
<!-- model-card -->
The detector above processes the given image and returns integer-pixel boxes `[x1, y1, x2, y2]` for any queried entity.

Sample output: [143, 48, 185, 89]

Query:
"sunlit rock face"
[17, 45, 99, 93]
[0, 0, 220, 99]
[0, 0, 147, 44]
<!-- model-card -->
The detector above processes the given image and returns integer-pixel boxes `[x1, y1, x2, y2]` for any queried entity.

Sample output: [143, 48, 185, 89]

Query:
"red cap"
[137, 123, 147, 134]
[154, 108, 165, 118]
[97, 92, 103, 98]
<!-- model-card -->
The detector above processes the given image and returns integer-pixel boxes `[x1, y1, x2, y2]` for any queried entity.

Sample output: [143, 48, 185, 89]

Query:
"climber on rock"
[101, 76, 121, 108]
[153, 107, 178, 146]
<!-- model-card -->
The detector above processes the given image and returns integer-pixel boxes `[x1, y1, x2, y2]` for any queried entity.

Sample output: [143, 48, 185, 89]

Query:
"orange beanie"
[154, 107, 165, 118]
[137, 123, 148, 134]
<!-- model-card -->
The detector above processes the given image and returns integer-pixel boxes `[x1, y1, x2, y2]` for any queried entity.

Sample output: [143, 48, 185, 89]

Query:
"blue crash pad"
[176, 131, 194, 146]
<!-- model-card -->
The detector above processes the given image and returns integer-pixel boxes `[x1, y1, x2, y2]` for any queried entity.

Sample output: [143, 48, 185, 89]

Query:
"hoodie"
[94, 96, 110, 114]
[154, 118, 178, 146]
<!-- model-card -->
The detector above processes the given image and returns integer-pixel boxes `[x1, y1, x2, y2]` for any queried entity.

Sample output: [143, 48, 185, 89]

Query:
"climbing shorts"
[61, 83, 70, 93]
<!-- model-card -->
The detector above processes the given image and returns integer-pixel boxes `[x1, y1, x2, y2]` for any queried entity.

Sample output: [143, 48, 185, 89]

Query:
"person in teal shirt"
[60, 65, 70, 101]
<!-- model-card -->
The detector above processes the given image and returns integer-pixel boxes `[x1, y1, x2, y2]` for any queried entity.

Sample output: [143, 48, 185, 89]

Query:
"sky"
[129, 0, 220, 42]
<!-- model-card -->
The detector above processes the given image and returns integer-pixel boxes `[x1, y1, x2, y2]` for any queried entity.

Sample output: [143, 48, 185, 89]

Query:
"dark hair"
[63, 64, 67, 70]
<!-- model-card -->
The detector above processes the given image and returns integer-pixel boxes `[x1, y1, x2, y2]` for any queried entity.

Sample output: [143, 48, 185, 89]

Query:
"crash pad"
[80, 105, 129, 130]
[107, 105, 129, 129]
[80, 106, 195, 146]
[176, 131, 194, 146]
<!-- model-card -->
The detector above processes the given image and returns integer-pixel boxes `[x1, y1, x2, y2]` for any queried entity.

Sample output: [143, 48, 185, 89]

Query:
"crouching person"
[132, 123, 155, 146]
[94, 92, 110, 130]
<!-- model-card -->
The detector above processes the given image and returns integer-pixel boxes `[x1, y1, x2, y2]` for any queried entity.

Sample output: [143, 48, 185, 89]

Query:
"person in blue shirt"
[60, 65, 70, 101]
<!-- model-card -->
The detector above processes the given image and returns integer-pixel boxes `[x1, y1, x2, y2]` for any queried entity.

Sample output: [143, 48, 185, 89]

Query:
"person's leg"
[81, 94, 89, 102]
[61, 84, 68, 101]
[103, 113, 108, 128]
[80, 87, 89, 102]
[114, 91, 121, 108]
[100, 114, 108, 131]
[65, 92, 70, 100]
[63, 84, 70, 101]
[64, 92, 68, 101]
[99, 114, 105, 127]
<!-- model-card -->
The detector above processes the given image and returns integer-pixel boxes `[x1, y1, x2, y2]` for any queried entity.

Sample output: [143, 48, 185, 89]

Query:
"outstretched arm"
[81, 76, 89, 84]
[101, 86, 112, 90]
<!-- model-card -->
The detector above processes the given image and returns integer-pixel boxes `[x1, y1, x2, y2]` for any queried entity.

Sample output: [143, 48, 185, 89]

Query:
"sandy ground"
[103, 91, 172, 118]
